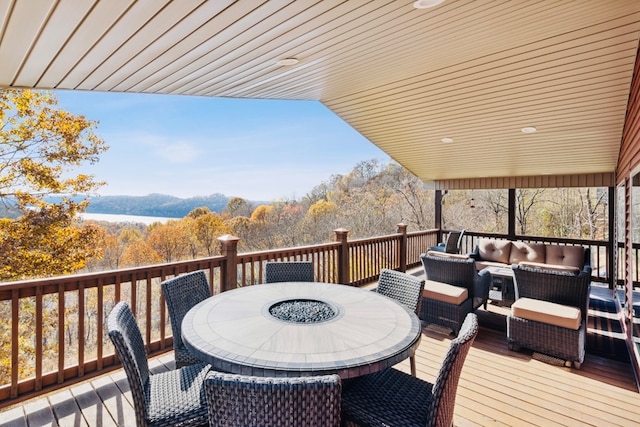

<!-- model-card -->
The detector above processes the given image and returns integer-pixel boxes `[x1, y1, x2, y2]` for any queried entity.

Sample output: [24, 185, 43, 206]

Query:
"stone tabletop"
[181, 281, 422, 379]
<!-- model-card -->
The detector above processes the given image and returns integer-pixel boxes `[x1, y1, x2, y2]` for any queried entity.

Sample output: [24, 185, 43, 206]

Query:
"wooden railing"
[0, 225, 438, 407]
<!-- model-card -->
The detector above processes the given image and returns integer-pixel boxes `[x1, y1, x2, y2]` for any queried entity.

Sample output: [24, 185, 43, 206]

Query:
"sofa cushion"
[478, 239, 512, 264]
[509, 242, 546, 264]
[511, 298, 581, 330]
[426, 251, 470, 260]
[475, 260, 509, 270]
[423, 280, 468, 305]
[518, 261, 580, 275]
[545, 245, 585, 270]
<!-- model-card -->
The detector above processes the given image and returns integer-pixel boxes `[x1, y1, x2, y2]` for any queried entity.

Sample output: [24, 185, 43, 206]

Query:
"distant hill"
[46, 193, 233, 218]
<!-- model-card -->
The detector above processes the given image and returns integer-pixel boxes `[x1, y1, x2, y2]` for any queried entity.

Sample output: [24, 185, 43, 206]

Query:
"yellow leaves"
[250, 205, 274, 223]
[0, 88, 109, 281]
[308, 200, 337, 220]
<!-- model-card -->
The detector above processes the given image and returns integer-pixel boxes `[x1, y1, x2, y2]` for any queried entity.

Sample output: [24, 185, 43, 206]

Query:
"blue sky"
[53, 90, 389, 201]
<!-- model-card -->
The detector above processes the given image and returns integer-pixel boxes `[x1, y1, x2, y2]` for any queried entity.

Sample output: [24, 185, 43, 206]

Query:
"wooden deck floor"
[1, 311, 639, 427]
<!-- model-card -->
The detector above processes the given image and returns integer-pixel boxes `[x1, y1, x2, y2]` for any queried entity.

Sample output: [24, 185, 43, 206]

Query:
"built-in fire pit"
[269, 299, 337, 323]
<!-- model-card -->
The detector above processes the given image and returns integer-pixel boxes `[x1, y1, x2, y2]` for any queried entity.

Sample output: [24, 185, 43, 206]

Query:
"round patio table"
[181, 281, 422, 379]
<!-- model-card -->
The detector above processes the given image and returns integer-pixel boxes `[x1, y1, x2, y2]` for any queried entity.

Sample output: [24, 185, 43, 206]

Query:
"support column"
[508, 188, 516, 239]
[608, 186, 616, 290]
[218, 234, 240, 292]
[335, 228, 350, 285]
[435, 190, 443, 242]
[397, 223, 408, 272]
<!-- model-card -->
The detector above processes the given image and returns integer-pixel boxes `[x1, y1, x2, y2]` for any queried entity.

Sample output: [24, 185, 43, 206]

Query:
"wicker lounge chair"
[161, 271, 211, 368]
[264, 260, 314, 283]
[420, 252, 491, 334]
[341, 313, 478, 427]
[107, 302, 210, 427]
[204, 371, 341, 427]
[508, 263, 591, 368]
[376, 268, 425, 376]
[429, 229, 465, 254]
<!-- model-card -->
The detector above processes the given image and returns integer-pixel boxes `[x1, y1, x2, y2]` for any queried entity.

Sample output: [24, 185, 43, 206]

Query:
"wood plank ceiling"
[1, 0, 639, 188]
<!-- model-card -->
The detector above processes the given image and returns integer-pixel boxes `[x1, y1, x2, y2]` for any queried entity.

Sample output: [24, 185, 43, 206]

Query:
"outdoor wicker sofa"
[420, 252, 491, 334]
[507, 263, 592, 368]
[470, 238, 592, 274]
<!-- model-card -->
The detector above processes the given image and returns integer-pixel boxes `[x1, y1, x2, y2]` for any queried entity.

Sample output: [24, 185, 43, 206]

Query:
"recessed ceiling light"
[521, 126, 537, 133]
[413, 0, 445, 9]
[276, 58, 299, 66]
[441, 137, 454, 143]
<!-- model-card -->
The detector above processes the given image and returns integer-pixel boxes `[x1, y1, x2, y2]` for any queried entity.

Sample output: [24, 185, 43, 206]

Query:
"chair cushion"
[423, 280, 468, 305]
[511, 298, 581, 330]
[518, 261, 580, 275]
[426, 250, 470, 260]
[509, 242, 546, 264]
[478, 239, 512, 264]
[545, 245, 585, 270]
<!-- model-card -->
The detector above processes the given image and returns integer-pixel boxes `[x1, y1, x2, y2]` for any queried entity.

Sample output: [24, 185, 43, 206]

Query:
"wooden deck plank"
[21, 396, 57, 427]
[70, 383, 117, 427]
[0, 405, 27, 427]
[47, 389, 88, 427]
[90, 375, 135, 427]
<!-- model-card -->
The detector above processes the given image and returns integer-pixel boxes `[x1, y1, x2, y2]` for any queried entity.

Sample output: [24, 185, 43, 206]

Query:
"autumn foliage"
[0, 89, 108, 280]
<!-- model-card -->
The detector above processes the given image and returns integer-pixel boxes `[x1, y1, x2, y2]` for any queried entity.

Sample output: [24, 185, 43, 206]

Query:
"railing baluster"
[146, 274, 152, 347]
[78, 281, 85, 377]
[97, 277, 103, 370]
[35, 286, 42, 391]
[58, 283, 65, 383]
[11, 289, 18, 398]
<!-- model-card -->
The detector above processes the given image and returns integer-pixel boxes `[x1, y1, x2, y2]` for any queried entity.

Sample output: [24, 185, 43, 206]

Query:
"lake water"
[79, 213, 180, 225]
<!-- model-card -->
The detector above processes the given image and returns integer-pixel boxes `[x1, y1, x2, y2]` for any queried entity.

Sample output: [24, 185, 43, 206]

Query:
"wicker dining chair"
[341, 313, 478, 427]
[204, 371, 342, 427]
[161, 271, 211, 368]
[264, 260, 314, 283]
[107, 302, 210, 427]
[376, 268, 425, 376]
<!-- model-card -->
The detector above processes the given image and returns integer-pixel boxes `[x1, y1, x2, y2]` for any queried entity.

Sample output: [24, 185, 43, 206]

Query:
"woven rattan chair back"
[376, 269, 425, 376]
[430, 312, 479, 427]
[204, 372, 342, 427]
[376, 269, 425, 314]
[421, 253, 477, 296]
[264, 261, 314, 283]
[107, 302, 151, 427]
[443, 230, 463, 253]
[161, 271, 211, 367]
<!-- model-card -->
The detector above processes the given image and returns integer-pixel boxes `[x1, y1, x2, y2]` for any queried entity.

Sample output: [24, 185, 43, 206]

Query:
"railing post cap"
[334, 228, 350, 233]
[217, 234, 240, 242]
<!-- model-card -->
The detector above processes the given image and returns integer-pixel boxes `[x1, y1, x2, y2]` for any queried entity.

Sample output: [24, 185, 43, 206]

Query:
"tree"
[0, 89, 108, 280]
